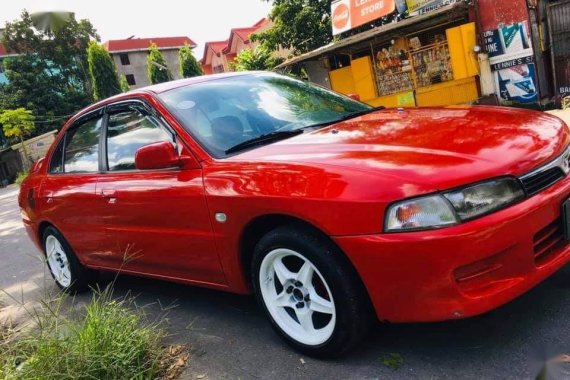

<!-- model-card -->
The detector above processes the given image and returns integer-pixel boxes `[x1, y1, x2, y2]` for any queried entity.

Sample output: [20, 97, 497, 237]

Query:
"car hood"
[233, 106, 569, 191]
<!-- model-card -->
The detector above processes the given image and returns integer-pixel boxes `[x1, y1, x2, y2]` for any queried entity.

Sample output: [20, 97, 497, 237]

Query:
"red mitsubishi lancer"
[18, 72, 570, 357]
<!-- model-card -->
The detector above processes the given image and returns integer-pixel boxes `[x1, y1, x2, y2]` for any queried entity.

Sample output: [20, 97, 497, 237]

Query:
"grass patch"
[0, 287, 179, 379]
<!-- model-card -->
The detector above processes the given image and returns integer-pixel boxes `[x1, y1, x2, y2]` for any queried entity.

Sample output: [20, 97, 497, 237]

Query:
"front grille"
[533, 219, 566, 264]
[520, 167, 565, 196]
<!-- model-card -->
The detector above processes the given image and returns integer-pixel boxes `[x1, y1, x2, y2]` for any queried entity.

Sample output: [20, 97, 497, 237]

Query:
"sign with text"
[484, 21, 534, 71]
[484, 21, 538, 104]
[332, 0, 396, 35]
[405, 0, 461, 16]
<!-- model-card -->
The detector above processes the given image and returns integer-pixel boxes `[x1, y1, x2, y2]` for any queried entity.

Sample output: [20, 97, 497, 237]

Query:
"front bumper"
[334, 176, 570, 323]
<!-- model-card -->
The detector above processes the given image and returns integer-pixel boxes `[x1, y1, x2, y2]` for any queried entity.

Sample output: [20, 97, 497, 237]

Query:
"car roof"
[70, 71, 268, 123]
[142, 71, 254, 94]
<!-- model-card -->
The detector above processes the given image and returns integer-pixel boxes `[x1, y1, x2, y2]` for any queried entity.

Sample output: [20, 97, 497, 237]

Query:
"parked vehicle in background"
[18, 72, 570, 357]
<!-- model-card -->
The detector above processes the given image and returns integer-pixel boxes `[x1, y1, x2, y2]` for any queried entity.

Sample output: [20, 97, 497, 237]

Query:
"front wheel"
[252, 225, 373, 357]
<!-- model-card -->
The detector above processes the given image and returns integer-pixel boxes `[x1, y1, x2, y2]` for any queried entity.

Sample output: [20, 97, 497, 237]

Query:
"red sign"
[331, 0, 396, 35]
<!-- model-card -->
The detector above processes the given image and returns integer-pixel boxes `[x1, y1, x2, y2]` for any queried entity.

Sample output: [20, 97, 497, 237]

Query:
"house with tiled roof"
[201, 40, 231, 74]
[103, 36, 196, 89]
[201, 18, 267, 74]
[201, 18, 290, 74]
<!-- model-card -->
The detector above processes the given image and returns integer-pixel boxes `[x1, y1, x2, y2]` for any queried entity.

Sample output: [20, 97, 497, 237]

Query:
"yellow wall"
[446, 22, 478, 80]
[329, 66, 356, 95]
[350, 56, 377, 101]
[415, 77, 479, 106]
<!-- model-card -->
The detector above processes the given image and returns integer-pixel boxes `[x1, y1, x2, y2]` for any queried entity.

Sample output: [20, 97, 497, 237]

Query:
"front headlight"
[384, 177, 525, 232]
[385, 195, 458, 232]
[443, 177, 524, 221]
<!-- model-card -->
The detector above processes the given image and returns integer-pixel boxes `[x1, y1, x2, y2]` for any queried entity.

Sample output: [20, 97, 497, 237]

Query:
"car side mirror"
[347, 93, 360, 101]
[135, 141, 194, 170]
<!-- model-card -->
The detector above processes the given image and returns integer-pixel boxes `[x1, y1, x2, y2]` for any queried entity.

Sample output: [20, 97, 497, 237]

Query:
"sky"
[0, 0, 273, 58]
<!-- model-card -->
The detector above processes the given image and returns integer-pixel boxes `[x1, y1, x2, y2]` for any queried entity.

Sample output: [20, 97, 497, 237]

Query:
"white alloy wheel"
[45, 235, 72, 288]
[259, 248, 336, 346]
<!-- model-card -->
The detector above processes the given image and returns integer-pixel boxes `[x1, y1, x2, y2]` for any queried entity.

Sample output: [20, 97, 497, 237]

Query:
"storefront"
[366, 21, 479, 107]
[278, 2, 480, 107]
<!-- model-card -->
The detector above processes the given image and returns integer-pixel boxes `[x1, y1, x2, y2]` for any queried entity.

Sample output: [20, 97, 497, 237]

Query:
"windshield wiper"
[302, 106, 386, 130]
[225, 129, 304, 154]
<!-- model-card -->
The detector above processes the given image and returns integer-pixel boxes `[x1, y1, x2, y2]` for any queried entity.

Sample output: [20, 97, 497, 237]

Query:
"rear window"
[62, 117, 102, 173]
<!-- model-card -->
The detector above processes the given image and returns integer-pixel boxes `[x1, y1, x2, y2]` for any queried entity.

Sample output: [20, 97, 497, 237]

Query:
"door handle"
[100, 189, 117, 203]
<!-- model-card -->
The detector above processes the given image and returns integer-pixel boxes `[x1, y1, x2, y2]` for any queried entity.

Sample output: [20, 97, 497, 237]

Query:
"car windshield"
[158, 73, 372, 158]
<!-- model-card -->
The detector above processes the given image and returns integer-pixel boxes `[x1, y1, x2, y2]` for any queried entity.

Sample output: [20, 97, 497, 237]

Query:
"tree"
[179, 43, 203, 78]
[252, 0, 332, 55]
[119, 75, 131, 92]
[0, 11, 99, 135]
[147, 43, 173, 84]
[87, 41, 121, 100]
[0, 108, 35, 168]
[230, 47, 283, 71]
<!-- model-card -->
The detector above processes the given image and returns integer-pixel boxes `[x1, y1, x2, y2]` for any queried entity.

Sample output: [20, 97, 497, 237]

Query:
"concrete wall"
[11, 130, 58, 163]
[112, 48, 184, 89]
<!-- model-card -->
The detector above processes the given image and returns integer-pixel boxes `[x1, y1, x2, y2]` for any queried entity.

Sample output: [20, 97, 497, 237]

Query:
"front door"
[93, 101, 225, 285]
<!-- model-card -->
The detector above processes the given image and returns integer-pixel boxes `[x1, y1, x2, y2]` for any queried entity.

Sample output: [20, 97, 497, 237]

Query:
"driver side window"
[106, 108, 174, 171]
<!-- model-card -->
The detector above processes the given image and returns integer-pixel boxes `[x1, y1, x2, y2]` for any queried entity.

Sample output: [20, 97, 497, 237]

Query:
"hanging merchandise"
[374, 44, 414, 96]
[410, 34, 453, 87]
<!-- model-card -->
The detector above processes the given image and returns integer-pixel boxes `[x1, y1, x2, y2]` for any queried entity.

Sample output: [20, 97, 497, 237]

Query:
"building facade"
[103, 36, 197, 89]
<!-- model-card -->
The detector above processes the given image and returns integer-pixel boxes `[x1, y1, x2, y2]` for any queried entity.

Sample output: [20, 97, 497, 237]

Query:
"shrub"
[0, 288, 167, 379]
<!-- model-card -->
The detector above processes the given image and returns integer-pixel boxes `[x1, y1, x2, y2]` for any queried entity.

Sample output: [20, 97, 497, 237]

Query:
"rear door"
[93, 100, 224, 285]
[39, 109, 106, 264]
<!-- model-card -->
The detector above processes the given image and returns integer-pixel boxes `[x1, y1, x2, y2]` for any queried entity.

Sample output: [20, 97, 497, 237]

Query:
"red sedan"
[18, 72, 570, 357]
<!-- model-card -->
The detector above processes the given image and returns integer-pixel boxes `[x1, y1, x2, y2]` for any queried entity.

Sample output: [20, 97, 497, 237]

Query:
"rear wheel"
[42, 226, 96, 293]
[252, 225, 373, 357]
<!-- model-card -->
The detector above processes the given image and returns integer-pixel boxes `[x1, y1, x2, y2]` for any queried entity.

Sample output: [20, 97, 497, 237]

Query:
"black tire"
[42, 226, 97, 293]
[251, 225, 374, 358]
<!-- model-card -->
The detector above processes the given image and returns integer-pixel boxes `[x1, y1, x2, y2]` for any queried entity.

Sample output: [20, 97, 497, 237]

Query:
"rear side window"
[63, 117, 103, 173]
[106, 109, 173, 171]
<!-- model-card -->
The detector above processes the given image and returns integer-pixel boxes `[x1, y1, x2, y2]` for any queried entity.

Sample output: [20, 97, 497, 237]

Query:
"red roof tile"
[201, 18, 268, 64]
[0, 44, 6, 56]
[253, 18, 267, 28]
[103, 36, 196, 53]
[202, 40, 229, 63]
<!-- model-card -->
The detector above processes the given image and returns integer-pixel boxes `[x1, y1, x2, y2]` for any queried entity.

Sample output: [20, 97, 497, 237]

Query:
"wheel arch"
[36, 221, 89, 267]
[239, 214, 373, 310]
[38, 220, 56, 247]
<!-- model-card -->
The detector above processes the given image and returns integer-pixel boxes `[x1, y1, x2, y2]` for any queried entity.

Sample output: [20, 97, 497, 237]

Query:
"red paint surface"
[18, 77, 570, 323]
[477, 0, 530, 31]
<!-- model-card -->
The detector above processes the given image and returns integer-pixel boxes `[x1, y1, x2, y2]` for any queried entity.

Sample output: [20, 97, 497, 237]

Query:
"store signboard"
[405, 0, 462, 16]
[483, 22, 534, 71]
[331, 0, 396, 35]
[484, 21, 538, 103]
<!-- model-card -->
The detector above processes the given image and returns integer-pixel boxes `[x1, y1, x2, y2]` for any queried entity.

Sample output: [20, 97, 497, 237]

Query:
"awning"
[276, 2, 470, 69]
